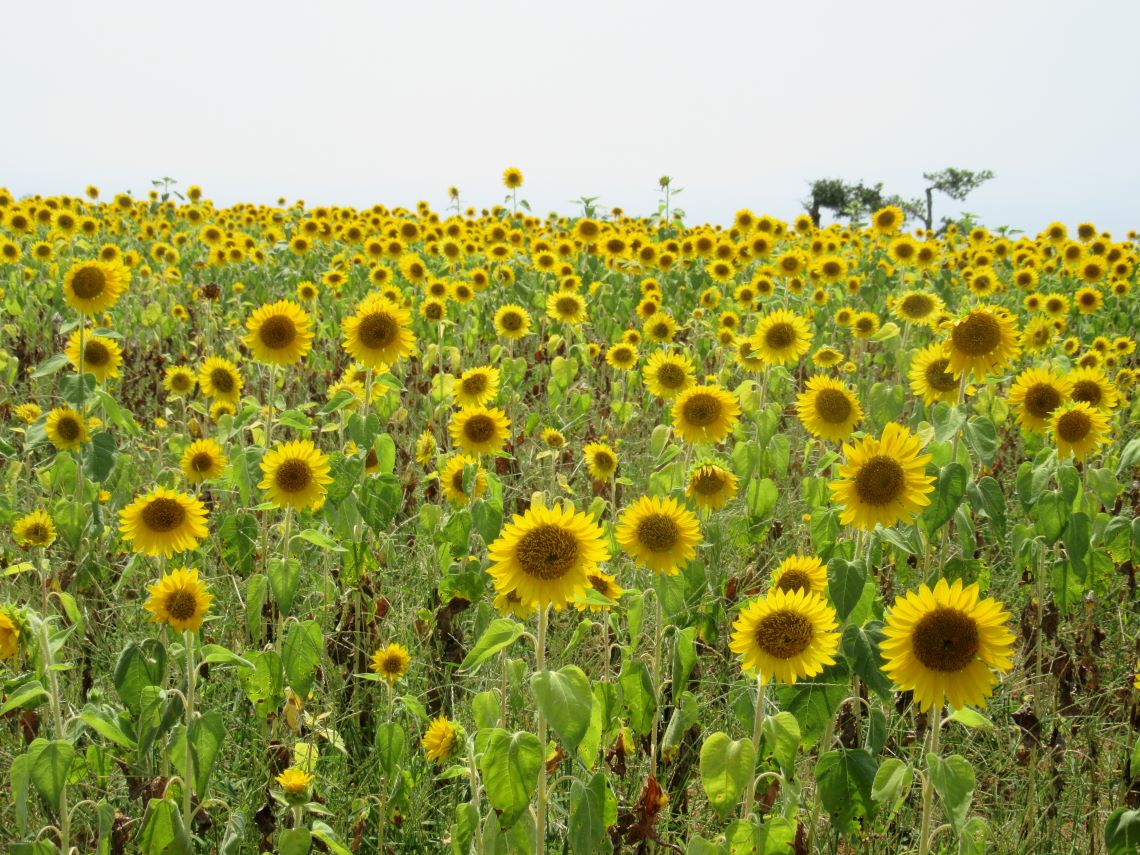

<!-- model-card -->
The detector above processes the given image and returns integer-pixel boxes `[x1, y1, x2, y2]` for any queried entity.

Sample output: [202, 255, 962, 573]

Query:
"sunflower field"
[1, 175, 1138, 855]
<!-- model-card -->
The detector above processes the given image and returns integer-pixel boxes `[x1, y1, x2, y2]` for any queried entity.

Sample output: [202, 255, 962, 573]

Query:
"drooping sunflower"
[685, 463, 739, 511]
[750, 309, 812, 366]
[415, 429, 437, 466]
[1008, 367, 1072, 433]
[486, 503, 609, 609]
[15, 403, 42, 424]
[45, 406, 90, 451]
[881, 577, 1015, 711]
[259, 439, 333, 510]
[163, 365, 197, 398]
[243, 300, 314, 366]
[942, 306, 1020, 381]
[494, 304, 532, 339]
[546, 291, 588, 325]
[493, 588, 535, 619]
[66, 330, 122, 382]
[829, 423, 935, 530]
[440, 454, 488, 506]
[583, 442, 618, 481]
[119, 487, 209, 557]
[454, 365, 501, 408]
[769, 554, 827, 596]
[62, 258, 129, 314]
[729, 587, 840, 684]
[144, 567, 213, 633]
[370, 642, 411, 686]
[795, 375, 863, 441]
[422, 715, 459, 764]
[643, 351, 695, 400]
[615, 495, 702, 575]
[1050, 401, 1110, 461]
[343, 294, 416, 369]
[198, 357, 244, 404]
[671, 385, 741, 445]
[450, 406, 511, 456]
[180, 438, 227, 484]
[908, 343, 961, 405]
[1068, 366, 1120, 412]
[13, 509, 57, 548]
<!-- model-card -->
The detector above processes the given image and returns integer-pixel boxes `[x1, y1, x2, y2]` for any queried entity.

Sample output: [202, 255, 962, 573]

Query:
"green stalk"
[183, 630, 196, 832]
[535, 606, 549, 855]
[918, 704, 942, 855]
[741, 674, 768, 819]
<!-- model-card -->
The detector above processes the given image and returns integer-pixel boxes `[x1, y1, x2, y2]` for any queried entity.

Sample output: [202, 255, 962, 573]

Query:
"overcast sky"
[6, 0, 1138, 236]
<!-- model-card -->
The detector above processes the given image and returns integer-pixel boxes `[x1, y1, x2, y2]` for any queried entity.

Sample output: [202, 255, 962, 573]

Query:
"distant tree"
[921, 168, 995, 232]
[804, 169, 993, 232]
[803, 178, 855, 227]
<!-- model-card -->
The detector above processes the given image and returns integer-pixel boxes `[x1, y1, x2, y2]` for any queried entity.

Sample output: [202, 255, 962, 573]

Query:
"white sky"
[5, 0, 1139, 236]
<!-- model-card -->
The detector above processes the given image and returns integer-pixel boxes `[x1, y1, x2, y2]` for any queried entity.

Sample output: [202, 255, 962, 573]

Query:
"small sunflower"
[62, 258, 129, 314]
[643, 314, 679, 344]
[66, 330, 122, 382]
[14, 403, 42, 424]
[120, 487, 209, 557]
[615, 495, 702, 575]
[502, 167, 524, 189]
[812, 346, 844, 369]
[943, 306, 1020, 381]
[243, 300, 314, 366]
[583, 442, 618, 481]
[540, 427, 566, 449]
[671, 385, 741, 445]
[729, 588, 840, 684]
[0, 611, 22, 661]
[343, 294, 416, 369]
[422, 715, 459, 764]
[454, 365, 501, 408]
[891, 290, 944, 327]
[415, 430, 437, 466]
[796, 375, 863, 441]
[829, 423, 935, 531]
[685, 463, 739, 511]
[1008, 367, 1072, 433]
[750, 309, 812, 366]
[259, 439, 333, 510]
[908, 343, 961, 405]
[643, 350, 696, 400]
[546, 291, 588, 325]
[574, 571, 625, 612]
[45, 406, 90, 451]
[440, 454, 488, 506]
[769, 554, 827, 596]
[181, 438, 227, 484]
[493, 588, 535, 619]
[870, 205, 905, 236]
[450, 406, 511, 456]
[275, 767, 314, 801]
[144, 567, 213, 633]
[494, 304, 532, 339]
[486, 503, 609, 609]
[881, 577, 1015, 711]
[1050, 401, 1110, 461]
[13, 510, 57, 548]
[163, 365, 197, 398]
[198, 357, 243, 404]
[605, 343, 639, 370]
[370, 642, 411, 686]
[1068, 366, 1119, 412]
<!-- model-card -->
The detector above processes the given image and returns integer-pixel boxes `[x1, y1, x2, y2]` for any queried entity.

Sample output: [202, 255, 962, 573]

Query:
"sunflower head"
[62, 259, 129, 314]
[370, 642, 411, 686]
[829, 423, 935, 531]
[615, 495, 702, 575]
[120, 487, 209, 557]
[144, 567, 213, 633]
[796, 375, 863, 442]
[450, 406, 511, 457]
[13, 509, 57, 549]
[684, 463, 739, 511]
[671, 385, 741, 445]
[729, 587, 840, 684]
[258, 439, 333, 510]
[422, 715, 460, 764]
[243, 300, 314, 365]
[583, 442, 618, 481]
[750, 309, 812, 367]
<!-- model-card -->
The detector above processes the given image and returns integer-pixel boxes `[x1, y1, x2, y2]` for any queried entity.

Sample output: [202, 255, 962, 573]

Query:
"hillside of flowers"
[1, 173, 1138, 854]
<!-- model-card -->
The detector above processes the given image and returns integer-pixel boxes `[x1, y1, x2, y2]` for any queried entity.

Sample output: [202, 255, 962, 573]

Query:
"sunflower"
[540, 427, 565, 449]
[729, 588, 840, 684]
[796, 375, 863, 441]
[812, 346, 844, 369]
[671, 385, 741, 445]
[440, 454, 488, 506]
[870, 205, 905, 236]
[66, 330, 122, 382]
[643, 314, 679, 344]
[181, 438, 227, 484]
[1008, 367, 1072, 433]
[908, 343, 961, 405]
[198, 357, 243, 404]
[851, 311, 880, 340]
[750, 309, 812, 366]
[494, 304, 532, 339]
[943, 306, 1020, 382]
[210, 401, 236, 423]
[891, 290, 944, 327]
[450, 406, 511, 456]
[1074, 286, 1103, 314]
[144, 567, 213, 633]
[45, 406, 90, 451]
[502, 167, 524, 189]
[163, 365, 196, 398]
[829, 423, 935, 530]
[769, 554, 827, 596]
[243, 300, 313, 365]
[574, 570, 624, 612]
[120, 487, 209, 557]
[547, 291, 588, 325]
[0, 609, 20, 660]
[259, 439, 333, 510]
[583, 442, 618, 481]
[342, 294, 416, 369]
[13, 509, 57, 548]
[641, 351, 695, 399]
[15, 403, 42, 424]
[1050, 401, 1110, 461]
[606, 343, 639, 370]
[454, 365, 500, 407]
[422, 715, 459, 764]
[493, 588, 535, 619]
[615, 495, 702, 575]
[370, 642, 411, 686]
[415, 430, 437, 466]
[486, 503, 609, 609]
[1069, 366, 1119, 411]
[881, 578, 1015, 712]
[62, 258, 129, 314]
[685, 463, 739, 510]
[275, 767, 314, 801]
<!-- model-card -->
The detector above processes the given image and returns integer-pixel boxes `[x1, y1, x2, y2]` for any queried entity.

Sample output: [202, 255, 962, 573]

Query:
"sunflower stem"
[183, 629, 196, 834]
[265, 363, 278, 448]
[37, 616, 70, 855]
[75, 319, 86, 500]
[918, 704, 942, 855]
[742, 674, 767, 819]
[535, 605, 548, 855]
[649, 589, 666, 780]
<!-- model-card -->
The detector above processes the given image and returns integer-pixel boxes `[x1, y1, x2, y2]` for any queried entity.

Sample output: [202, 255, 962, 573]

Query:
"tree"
[803, 178, 853, 227]
[921, 168, 994, 232]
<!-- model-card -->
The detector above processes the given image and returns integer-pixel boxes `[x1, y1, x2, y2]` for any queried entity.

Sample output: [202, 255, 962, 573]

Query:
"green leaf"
[168, 710, 225, 795]
[945, 707, 993, 730]
[279, 827, 313, 855]
[460, 619, 523, 673]
[295, 528, 346, 552]
[923, 463, 967, 533]
[760, 712, 799, 775]
[840, 622, 894, 701]
[114, 640, 167, 715]
[699, 731, 756, 819]
[775, 661, 849, 748]
[244, 574, 268, 643]
[530, 666, 593, 754]
[1032, 491, 1069, 544]
[619, 659, 657, 737]
[220, 512, 259, 576]
[238, 651, 285, 719]
[568, 772, 609, 855]
[1106, 808, 1140, 854]
[963, 416, 998, 465]
[745, 477, 778, 520]
[0, 680, 50, 715]
[473, 691, 502, 731]
[471, 499, 503, 544]
[31, 740, 74, 814]
[268, 557, 303, 615]
[927, 752, 974, 833]
[283, 620, 323, 698]
[375, 722, 405, 777]
[139, 798, 192, 855]
[311, 820, 352, 855]
[478, 729, 543, 827]
[814, 748, 878, 832]
[84, 431, 116, 481]
[79, 705, 137, 750]
[197, 644, 254, 670]
[870, 758, 912, 820]
[827, 558, 865, 622]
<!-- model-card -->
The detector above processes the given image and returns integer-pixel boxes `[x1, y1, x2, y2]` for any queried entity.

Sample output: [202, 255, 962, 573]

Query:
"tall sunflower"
[243, 300, 313, 365]
[45, 406, 90, 451]
[486, 503, 609, 609]
[342, 294, 416, 369]
[454, 365, 501, 408]
[643, 350, 696, 400]
[120, 487, 209, 556]
[198, 357, 244, 404]
[829, 423, 935, 530]
[729, 587, 840, 684]
[66, 330, 122, 382]
[144, 567, 213, 633]
[769, 554, 827, 596]
[671, 385, 741, 445]
[615, 495, 702, 575]
[1069, 366, 1120, 412]
[943, 306, 1020, 381]
[685, 463, 739, 510]
[881, 578, 1015, 711]
[450, 406, 511, 456]
[795, 375, 863, 441]
[1008, 367, 1072, 433]
[1050, 401, 1110, 460]
[749, 309, 812, 366]
[62, 258, 129, 314]
[259, 439, 333, 510]
[181, 438, 227, 484]
[422, 715, 459, 764]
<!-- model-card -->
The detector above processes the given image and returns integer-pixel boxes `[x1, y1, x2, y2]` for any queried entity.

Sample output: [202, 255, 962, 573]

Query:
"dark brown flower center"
[275, 459, 313, 493]
[900, 294, 934, 317]
[463, 414, 496, 443]
[764, 322, 796, 350]
[774, 570, 813, 594]
[55, 416, 81, 441]
[924, 358, 958, 392]
[690, 468, 726, 495]
[165, 589, 199, 621]
[555, 297, 579, 316]
[72, 266, 106, 300]
[259, 315, 298, 350]
[814, 389, 853, 424]
[500, 311, 523, 331]
[911, 607, 979, 672]
[1056, 409, 1091, 443]
[591, 451, 615, 472]
[636, 513, 679, 552]
[461, 373, 488, 396]
[84, 340, 110, 366]
[358, 311, 397, 349]
[210, 367, 235, 393]
[1070, 380, 1102, 408]
[191, 452, 215, 473]
[141, 498, 187, 532]
[516, 524, 579, 580]
[853, 456, 906, 506]
[681, 393, 722, 427]
[754, 610, 814, 659]
[1023, 383, 1062, 419]
[951, 312, 1002, 357]
[656, 363, 686, 389]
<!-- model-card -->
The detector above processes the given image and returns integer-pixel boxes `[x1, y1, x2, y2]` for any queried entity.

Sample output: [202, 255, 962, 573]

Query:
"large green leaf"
[460, 619, 523, 673]
[31, 739, 75, 815]
[282, 620, 323, 698]
[478, 729, 543, 827]
[530, 666, 593, 754]
[699, 731, 755, 819]
[814, 748, 877, 832]
[927, 752, 974, 833]
[619, 659, 657, 737]
[922, 463, 967, 533]
[568, 772, 611, 855]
